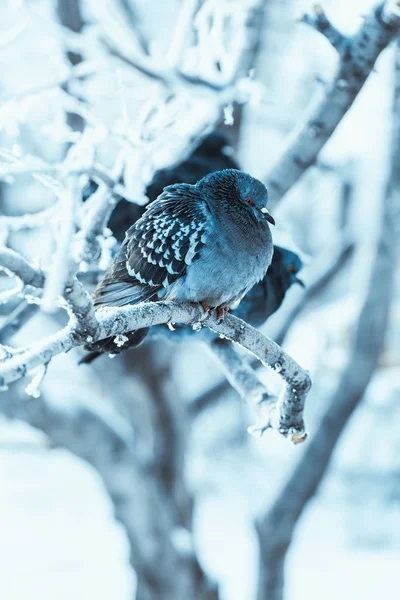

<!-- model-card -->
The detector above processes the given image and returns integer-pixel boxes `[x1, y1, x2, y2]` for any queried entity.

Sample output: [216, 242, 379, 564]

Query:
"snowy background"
[1, 1, 399, 599]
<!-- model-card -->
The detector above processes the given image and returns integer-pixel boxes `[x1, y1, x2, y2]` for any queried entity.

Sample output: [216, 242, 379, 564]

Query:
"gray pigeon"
[84, 169, 275, 359]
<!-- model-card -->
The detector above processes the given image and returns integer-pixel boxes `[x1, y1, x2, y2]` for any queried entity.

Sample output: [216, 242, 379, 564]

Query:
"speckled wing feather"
[94, 183, 210, 307]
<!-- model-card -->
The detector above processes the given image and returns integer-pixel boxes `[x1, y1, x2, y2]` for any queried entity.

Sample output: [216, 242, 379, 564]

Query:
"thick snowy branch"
[0, 246, 97, 337]
[266, 1, 400, 207]
[191, 231, 354, 417]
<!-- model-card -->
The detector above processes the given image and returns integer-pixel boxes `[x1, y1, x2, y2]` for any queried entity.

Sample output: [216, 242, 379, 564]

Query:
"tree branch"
[0, 247, 97, 337]
[41, 180, 78, 313]
[210, 339, 307, 443]
[0, 385, 217, 600]
[266, 1, 400, 207]
[0, 281, 311, 442]
[0, 248, 45, 288]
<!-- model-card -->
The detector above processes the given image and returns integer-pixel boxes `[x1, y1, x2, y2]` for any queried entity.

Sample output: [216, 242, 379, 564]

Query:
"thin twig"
[41, 179, 78, 313]
[266, 1, 400, 207]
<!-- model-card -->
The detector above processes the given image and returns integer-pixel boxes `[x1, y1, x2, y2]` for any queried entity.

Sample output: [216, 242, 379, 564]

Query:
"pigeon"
[82, 169, 275, 361]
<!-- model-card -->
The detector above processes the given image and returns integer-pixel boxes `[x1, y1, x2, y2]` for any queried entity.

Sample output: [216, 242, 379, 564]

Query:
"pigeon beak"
[260, 207, 275, 225]
[295, 277, 305, 288]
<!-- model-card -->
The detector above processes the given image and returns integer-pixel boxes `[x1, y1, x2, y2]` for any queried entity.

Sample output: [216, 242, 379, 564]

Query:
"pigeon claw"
[216, 305, 229, 322]
[200, 301, 211, 313]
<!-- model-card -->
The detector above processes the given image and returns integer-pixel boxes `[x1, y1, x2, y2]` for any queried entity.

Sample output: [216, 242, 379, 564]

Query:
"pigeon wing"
[94, 183, 211, 307]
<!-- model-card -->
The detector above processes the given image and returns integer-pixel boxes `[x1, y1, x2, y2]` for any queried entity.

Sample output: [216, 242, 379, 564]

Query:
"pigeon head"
[197, 169, 275, 225]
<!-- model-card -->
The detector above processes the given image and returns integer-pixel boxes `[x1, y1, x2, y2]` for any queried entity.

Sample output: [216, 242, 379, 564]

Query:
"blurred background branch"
[264, 0, 400, 207]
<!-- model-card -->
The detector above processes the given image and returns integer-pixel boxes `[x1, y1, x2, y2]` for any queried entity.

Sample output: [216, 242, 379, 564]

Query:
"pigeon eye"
[288, 264, 296, 274]
[246, 198, 254, 206]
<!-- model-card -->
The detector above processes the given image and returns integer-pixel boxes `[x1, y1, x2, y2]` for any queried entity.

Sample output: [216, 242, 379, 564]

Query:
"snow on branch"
[74, 152, 125, 266]
[191, 218, 355, 420]
[0, 0, 260, 207]
[266, 0, 400, 207]
[41, 179, 78, 313]
[96, 0, 261, 90]
[0, 247, 98, 337]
